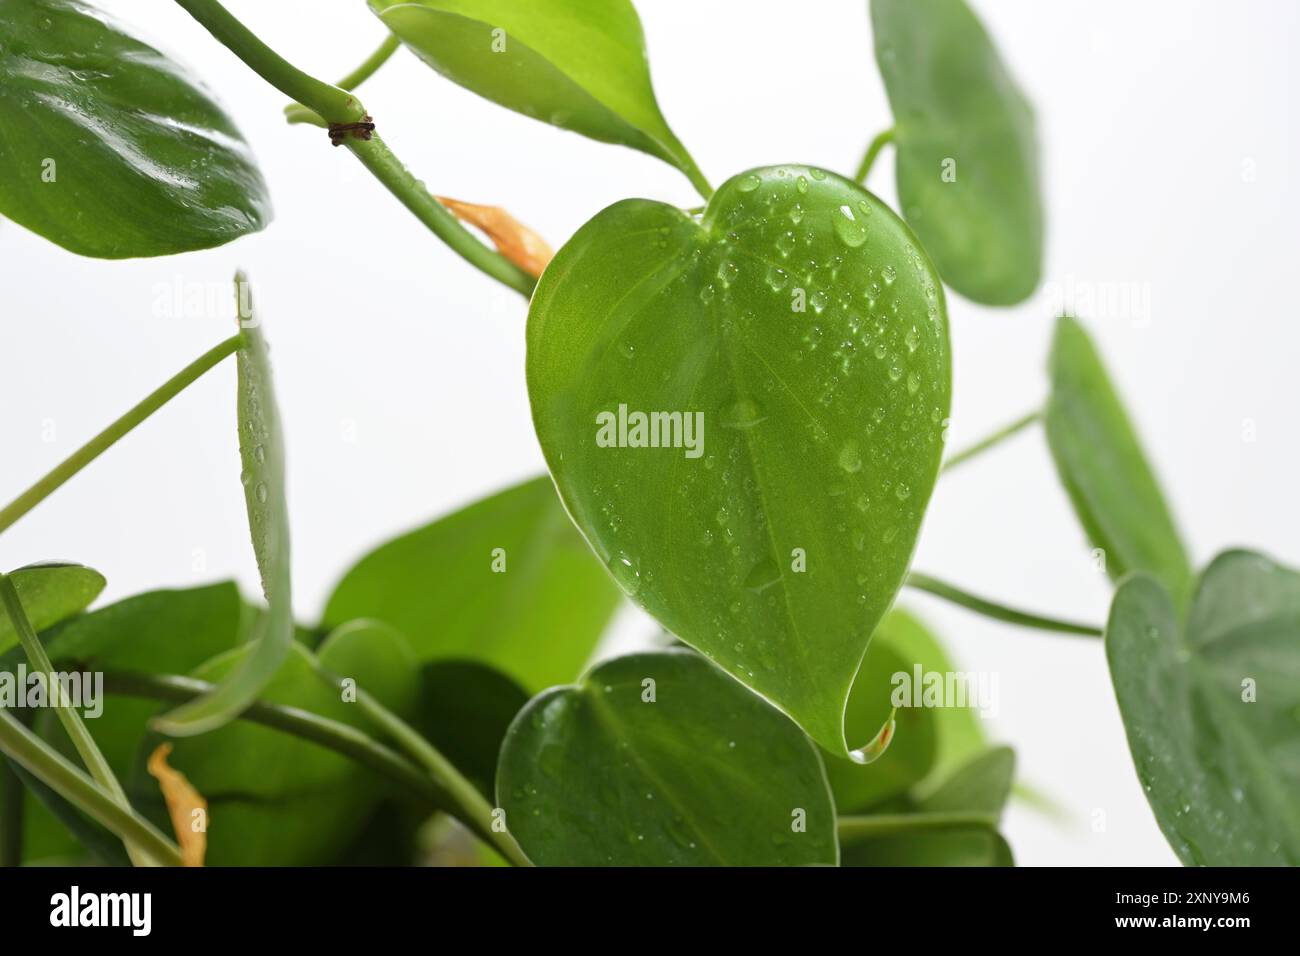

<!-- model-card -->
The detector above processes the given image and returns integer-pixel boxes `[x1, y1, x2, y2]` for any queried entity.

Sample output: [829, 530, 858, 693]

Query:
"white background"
[2, 0, 1297, 866]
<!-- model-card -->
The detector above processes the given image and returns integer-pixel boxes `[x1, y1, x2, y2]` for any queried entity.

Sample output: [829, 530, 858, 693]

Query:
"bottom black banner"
[0, 865, 1283, 941]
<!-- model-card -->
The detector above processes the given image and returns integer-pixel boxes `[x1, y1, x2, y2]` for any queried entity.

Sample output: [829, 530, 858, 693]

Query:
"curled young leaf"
[527, 165, 950, 759]
[436, 196, 554, 278]
[154, 275, 292, 736]
[0, 0, 270, 258]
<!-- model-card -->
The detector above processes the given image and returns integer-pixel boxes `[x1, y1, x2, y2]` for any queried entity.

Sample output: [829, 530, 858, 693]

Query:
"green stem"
[176, 0, 536, 298]
[312, 667, 530, 867]
[0, 576, 159, 866]
[838, 811, 998, 841]
[0, 335, 241, 537]
[855, 127, 895, 183]
[943, 409, 1042, 473]
[0, 708, 181, 867]
[286, 34, 401, 127]
[906, 571, 1102, 637]
[0, 750, 23, 866]
[99, 671, 456, 821]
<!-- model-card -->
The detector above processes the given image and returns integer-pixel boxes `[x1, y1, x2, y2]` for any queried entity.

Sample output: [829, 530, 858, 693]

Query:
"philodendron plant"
[0, 0, 1294, 869]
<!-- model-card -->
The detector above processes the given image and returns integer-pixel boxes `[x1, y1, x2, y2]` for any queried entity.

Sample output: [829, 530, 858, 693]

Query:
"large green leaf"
[527, 164, 950, 757]
[368, 0, 708, 195]
[154, 276, 293, 735]
[498, 650, 837, 866]
[0, 0, 269, 258]
[1106, 550, 1300, 865]
[138, 625, 419, 867]
[0, 562, 104, 656]
[1046, 316, 1193, 607]
[869, 0, 1042, 305]
[323, 475, 622, 693]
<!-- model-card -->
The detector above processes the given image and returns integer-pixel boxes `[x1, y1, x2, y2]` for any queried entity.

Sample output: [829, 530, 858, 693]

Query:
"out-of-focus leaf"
[0, 563, 104, 656]
[1046, 316, 1193, 608]
[323, 475, 622, 693]
[869, 0, 1042, 304]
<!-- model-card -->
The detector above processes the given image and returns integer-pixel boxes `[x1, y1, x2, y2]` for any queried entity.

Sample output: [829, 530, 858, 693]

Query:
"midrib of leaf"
[582, 678, 732, 865]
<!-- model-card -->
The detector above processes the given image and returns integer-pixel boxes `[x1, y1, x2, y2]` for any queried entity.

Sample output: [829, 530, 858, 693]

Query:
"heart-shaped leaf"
[869, 0, 1042, 305]
[1046, 316, 1193, 607]
[368, 0, 709, 195]
[0, 562, 104, 656]
[1106, 550, 1300, 865]
[527, 164, 950, 757]
[497, 649, 837, 866]
[0, 0, 269, 258]
[323, 475, 622, 693]
[154, 276, 292, 736]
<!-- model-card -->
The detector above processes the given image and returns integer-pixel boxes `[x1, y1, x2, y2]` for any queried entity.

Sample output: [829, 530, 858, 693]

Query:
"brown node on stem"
[328, 114, 375, 146]
[436, 196, 555, 279]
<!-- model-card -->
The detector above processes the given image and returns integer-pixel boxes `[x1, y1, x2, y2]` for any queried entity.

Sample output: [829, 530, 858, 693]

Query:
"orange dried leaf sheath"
[436, 196, 554, 278]
[147, 742, 208, 867]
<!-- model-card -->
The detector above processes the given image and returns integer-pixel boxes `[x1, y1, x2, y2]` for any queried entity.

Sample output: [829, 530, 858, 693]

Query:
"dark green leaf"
[0, 0, 269, 258]
[1046, 316, 1193, 607]
[416, 660, 528, 798]
[497, 650, 838, 866]
[323, 475, 622, 693]
[527, 165, 950, 757]
[870, 0, 1042, 305]
[154, 276, 293, 735]
[0, 562, 104, 656]
[1106, 550, 1300, 865]
[369, 0, 708, 194]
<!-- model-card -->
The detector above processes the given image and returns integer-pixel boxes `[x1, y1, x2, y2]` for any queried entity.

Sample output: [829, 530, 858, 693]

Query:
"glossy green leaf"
[154, 277, 292, 736]
[140, 627, 418, 866]
[527, 165, 950, 757]
[497, 650, 838, 866]
[368, 0, 709, 195]
[323, 475, 622, 693]
[0, 0, 269, 258]
[416, 660, 528, 798]
[1106, 550, 1300, 865]
[1046, 316, 1193, 607]
[870, 0, 1042, 305]
[0, 562, 104, 656]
